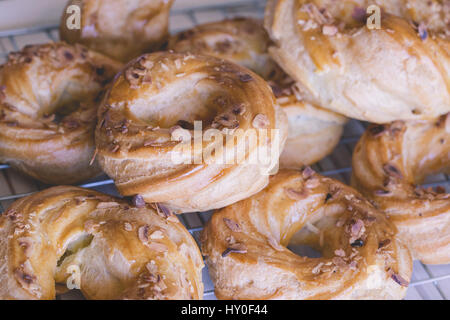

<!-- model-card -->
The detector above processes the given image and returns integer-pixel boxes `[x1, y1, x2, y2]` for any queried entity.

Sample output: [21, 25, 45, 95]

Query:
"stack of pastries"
[0, 0, 448, 300]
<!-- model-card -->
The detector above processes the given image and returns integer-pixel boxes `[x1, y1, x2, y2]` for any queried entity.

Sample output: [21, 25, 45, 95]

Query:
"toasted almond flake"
[160, 62, 169, 71]
[150, 230, 164, 240]
[146, 261, 157, 274]
[147, 242, 168, 252]
[322, 24, 338, 36]
[334, 249, 345, 257]
[312, 262, 324, 274]
[302, 166, 315, 179]
[285, 187, 307, 200]
[167, 215, 179, 223]
[124, 222, 133, 231]
[138, 225, 150, 243]
[223, 218, 242, 232]
[305, 178, 320, 189]
[391, 273, 409, 287]
[96, 202, 119, 209]
[252, 114, 270, 129]
[350, 219, 365, 238]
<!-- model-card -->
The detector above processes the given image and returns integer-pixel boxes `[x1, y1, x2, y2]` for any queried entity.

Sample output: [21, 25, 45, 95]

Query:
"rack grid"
[0, 0, 449, 300]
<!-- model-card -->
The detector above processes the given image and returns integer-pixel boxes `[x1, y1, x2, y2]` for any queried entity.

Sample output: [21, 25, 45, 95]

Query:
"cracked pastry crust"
[201, 169, 412, 300]
[60, 0, 174, 62]
[352, 117, 450, 264]
[95, 52, 288, 213]
[0, 42, 121, 184]
[0, 186, 204, 300]
[169, 17, 347, 169]
[264, 0, 450, 123]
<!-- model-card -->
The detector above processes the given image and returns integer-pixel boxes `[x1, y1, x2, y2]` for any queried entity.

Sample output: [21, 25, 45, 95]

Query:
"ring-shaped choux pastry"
[169, 17, 347, 169]
[0, 186, 204, 300]
[352, 117, 450, 264]
[60, 0, 174, 62]
[265, 0, 450, 123]
[202, 169, 412, 300]
[0, 42, 121, 184]
[95, 52, 288, 213]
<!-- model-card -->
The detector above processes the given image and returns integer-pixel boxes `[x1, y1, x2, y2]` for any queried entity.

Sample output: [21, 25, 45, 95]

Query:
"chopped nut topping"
[150, 230, 164, 240]
[223, 218, 242, 232]
[322, 24, 338, 36]
[154, 203, 173, 219]
[132, 195, 146, 208]
[146, 242, 168, 253]
[138, 225, 150, 243]
[391, 273, 409, 287]
[252, 114, 270, 129]
[222, 243, 247, 257]
[302, 166, 315, 179]
[285, 188, 307, 200]
[96, 202, 119, 209]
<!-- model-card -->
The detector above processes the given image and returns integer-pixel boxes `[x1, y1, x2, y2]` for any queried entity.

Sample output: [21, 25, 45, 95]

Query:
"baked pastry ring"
[0, 42, 121, 184]
[202, 169, 412, 300]
[352, 117, 450, 264]
[265, 0, 450, 123]
[0, 186, 204, 300]
[169, 17, 347, 169]
[95, 52, 288, 213]
[60, 0, 174, 62]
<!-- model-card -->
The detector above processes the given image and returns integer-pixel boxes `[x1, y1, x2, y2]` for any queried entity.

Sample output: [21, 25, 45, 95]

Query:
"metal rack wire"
[0, 0, 449, 300]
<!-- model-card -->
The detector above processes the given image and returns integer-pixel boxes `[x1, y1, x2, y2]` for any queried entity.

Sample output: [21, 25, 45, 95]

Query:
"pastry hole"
[287, 243, 322, 258]
[57, 233, 93, 267]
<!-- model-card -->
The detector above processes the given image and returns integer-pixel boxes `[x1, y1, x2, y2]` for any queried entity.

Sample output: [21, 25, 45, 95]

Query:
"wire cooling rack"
[0, 0, 449, 300]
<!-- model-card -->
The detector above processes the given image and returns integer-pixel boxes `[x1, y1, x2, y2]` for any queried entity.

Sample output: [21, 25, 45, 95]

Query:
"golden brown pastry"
[202, 168, 413, 300]
[0, 42, 121, 184]
[169, 17, 347, 169]
[95, 52, 288, 213]
[265, 0, 450, 123]
[0, 186, 204, 300]
[352, 117, 450, 264]
[60, 0, 174, 62]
